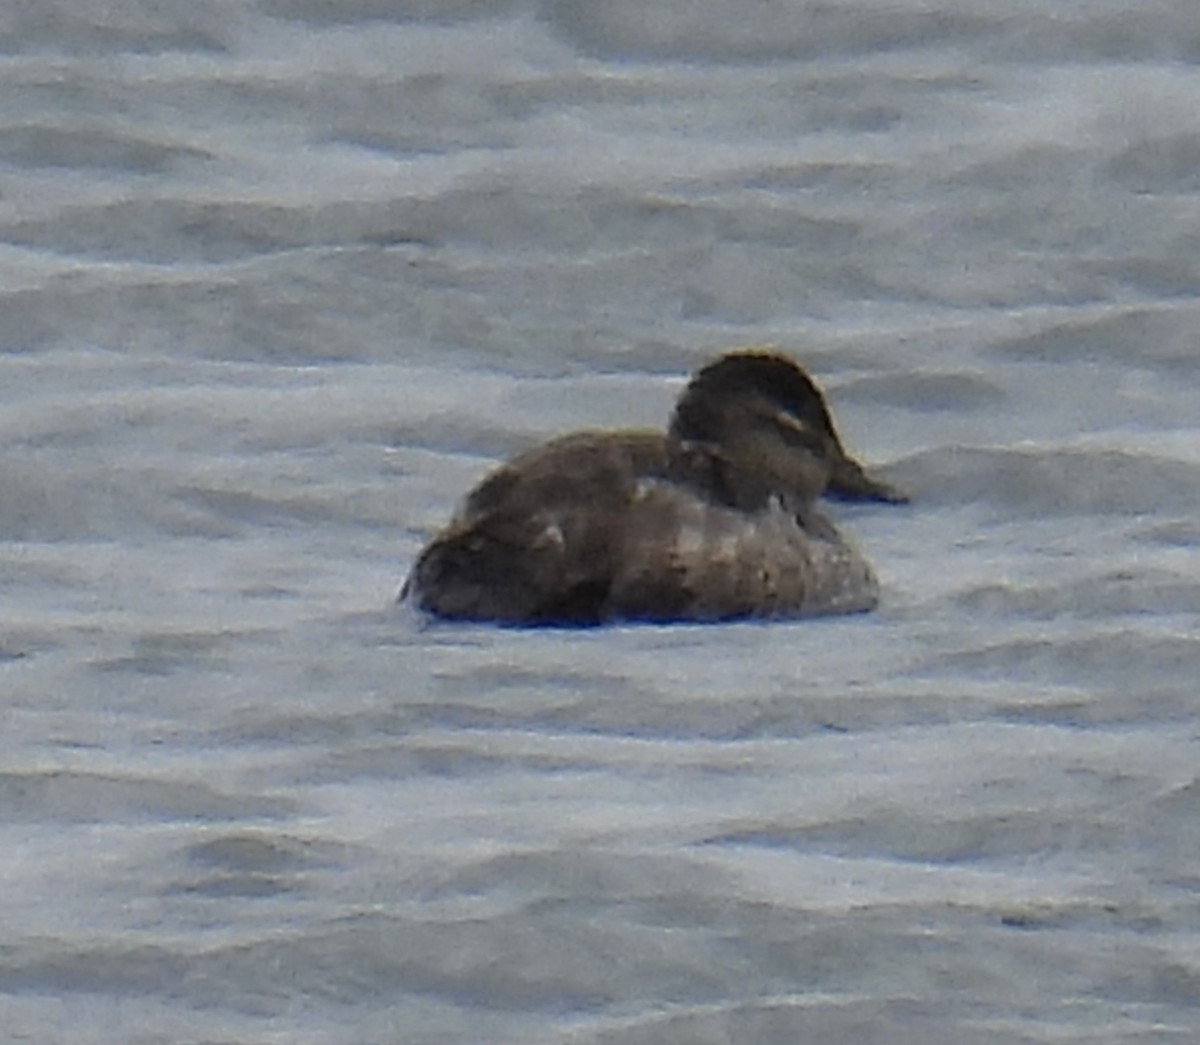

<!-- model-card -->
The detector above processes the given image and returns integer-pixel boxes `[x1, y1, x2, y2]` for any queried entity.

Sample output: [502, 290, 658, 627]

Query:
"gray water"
[3, 2, 1200, 1042]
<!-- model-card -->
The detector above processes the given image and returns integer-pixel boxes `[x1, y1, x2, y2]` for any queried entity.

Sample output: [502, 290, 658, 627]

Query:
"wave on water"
[4, 2, 1200, 1044]
[0, 0, 235, 54]
[540, 0, 1200, 64]
[895, 444, 1200, 518]
[0, 769, 296, 823]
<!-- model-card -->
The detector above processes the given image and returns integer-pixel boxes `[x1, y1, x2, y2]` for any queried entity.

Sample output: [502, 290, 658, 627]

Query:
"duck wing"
[404, 431, 668, 624]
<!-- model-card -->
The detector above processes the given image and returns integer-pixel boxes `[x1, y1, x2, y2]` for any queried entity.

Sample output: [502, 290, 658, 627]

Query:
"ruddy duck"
[402, 349, 905, 625]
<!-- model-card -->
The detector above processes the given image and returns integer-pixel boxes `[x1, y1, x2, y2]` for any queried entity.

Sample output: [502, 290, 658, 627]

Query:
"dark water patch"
[213, 707, 410, 750]
[935, 192, 1121, 272]
[590, 1000, 1020, 1045]
[0, 186, 862, 303]
[996, 9, 1200, 65]
[741, 160, 899, 194]
[180, 69, 590, 157]
[261, 0, 526, 26]
[1102, 948, 1200, 1012]
[953, 568, 1200, 621]
[0, 271, 374, 361]
[577, 998, 1037, 1045]
[1137, 518, 1200, 546]
[0, 198, 425, 265]
[173, 898, 1043, 1018]
[319, 81, 526, 155]
[703, 805, 1130, 866]
[185, 831, 345, 874]
[0, 187, 758, 266]
[0, 939, 191, 999]
[176, 485, 356, 533]
[0, 456, 176, 541]
[927, 630, 1200, 693]
[169, 872, 294, 900]
[92, 629, 261, 678]
[699, 201, 865, 252]
[892, 445, 1200, 518]
[0, 0, 234, 55]
[1105, 133, 1200, 194]
[229, 679, 1058, 763]
[540, 0, 992, 63]
[287, 738, 592, 784]
[0, 623, 77, 667]
[0, 125, 213, 174]
[172, 475, 409, 536]
[419, 187, 717, 255]
[945, 144, 1094, 192]
[430, 848, 722, 906]
[427, 688, 972, 743]
[169, 829, 350, 898]
[546, 2, 1200, 70]
[1084, 255, 1200, 299]
[143, 909, 727, 1011]
[987, 681, 1200, 731]
[995, 899, 1169, 935]
[0, 770, 296, 823]
[989, 306, 1200, 374]
[2, 904, 1187, 1039]
[680, 243, 893, 323]
[0, 453, 335, 541]
[1120, 778, 1200, 882]
[837, 370, 1005, 413]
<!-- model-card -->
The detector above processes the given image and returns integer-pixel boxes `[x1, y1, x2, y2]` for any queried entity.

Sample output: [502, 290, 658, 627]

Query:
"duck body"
[402, 351, 904, 626]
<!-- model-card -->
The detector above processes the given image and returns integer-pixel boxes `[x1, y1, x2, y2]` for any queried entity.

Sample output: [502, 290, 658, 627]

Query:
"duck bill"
[827, 454, 908, 504]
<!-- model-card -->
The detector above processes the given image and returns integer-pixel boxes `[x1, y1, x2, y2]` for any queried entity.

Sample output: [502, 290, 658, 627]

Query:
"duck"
[401, 349, 905, 626]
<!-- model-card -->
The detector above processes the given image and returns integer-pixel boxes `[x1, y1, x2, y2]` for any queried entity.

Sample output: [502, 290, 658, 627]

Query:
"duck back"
[403, 431, 668, 624]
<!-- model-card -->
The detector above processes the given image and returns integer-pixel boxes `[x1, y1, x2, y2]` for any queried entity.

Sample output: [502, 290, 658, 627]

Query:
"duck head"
[667, 350, 906, 510]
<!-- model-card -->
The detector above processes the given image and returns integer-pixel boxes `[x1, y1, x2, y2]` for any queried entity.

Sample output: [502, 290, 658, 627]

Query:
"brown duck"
[402, 349, 905, 625]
